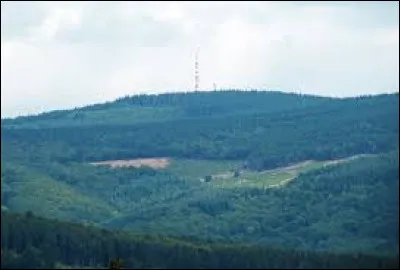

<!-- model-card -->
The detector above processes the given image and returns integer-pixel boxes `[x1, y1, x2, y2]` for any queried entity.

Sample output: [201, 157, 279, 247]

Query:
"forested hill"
[1, 211, 398, 269]
[1, 90, 334, 128]
[1, 91, 398, 171]
[1, 90, 399, 267]
[2, 90, 396, 129]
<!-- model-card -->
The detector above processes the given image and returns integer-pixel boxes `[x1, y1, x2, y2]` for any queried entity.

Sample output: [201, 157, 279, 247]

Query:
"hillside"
[1, 211, 398, 269]
[99, 152, 399, 255]
[1, 90, 332, 128]
[2, 91, 398, 170]
[1, 90, 399, 262]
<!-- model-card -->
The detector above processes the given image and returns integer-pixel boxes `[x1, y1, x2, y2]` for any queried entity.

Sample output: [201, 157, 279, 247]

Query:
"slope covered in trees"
[1, 90, 332, 128]
[1, 90, 398, 266]
[1, 151, 398, 256]
[1, 91, 398, 172]
[1, 211, 398, 269]
[101, 152, 399, 255]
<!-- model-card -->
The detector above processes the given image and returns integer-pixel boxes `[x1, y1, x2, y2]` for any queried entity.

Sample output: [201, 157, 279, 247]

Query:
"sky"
[1, 1, 399, 118]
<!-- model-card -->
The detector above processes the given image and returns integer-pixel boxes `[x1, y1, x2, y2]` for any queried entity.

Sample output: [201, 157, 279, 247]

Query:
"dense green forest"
[1, 90, 332, 128]
[1, 211, 398, 269]
[1, 91, 398, 171]
[1, 90, 399, 268]
[100, 152, 399, 255]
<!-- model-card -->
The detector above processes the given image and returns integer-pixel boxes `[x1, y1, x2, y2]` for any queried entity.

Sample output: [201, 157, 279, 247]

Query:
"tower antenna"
[194, 47, 199, 91]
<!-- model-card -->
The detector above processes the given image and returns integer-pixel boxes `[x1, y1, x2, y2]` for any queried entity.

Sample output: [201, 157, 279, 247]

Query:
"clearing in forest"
[89, 154, 375, 187]
[211, 154, 376, 189]
[90, 158, 170, 169]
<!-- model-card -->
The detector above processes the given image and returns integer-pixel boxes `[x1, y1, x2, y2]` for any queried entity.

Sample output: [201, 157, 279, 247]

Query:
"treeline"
[1, 90, 331, 126]
[111, 90, 331, 117]
[1, 211, 398, 269]
[1, 92, 398, 171]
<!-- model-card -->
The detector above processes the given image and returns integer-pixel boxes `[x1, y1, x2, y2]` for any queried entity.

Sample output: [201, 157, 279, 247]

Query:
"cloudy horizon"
[1, 1, 399, 118]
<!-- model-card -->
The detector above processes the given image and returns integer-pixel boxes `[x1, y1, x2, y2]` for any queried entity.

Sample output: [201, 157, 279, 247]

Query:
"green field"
[93, 154, 377, 190]
[162, 159, 242, 180]
[209, 155, 376, 189]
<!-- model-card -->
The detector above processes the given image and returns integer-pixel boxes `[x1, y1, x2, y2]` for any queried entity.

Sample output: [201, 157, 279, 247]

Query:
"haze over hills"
[1, 90, 399, 269]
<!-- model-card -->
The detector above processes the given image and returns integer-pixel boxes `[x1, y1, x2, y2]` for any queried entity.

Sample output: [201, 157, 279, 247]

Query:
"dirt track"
[90, 158, 170, 169]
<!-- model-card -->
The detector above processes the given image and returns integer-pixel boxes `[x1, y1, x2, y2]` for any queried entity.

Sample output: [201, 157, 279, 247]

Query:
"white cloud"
[1, 1, 399, 117]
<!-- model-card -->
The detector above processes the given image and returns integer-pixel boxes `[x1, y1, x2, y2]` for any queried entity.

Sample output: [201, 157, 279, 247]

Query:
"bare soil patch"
[90, 158, 170, 169]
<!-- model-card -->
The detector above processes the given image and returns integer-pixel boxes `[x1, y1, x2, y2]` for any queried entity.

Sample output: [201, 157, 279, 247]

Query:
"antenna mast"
[194, 47, 199, 91]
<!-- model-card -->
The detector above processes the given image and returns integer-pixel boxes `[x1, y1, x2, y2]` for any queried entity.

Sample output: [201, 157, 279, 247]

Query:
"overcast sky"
[1, 1, 399, 117]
